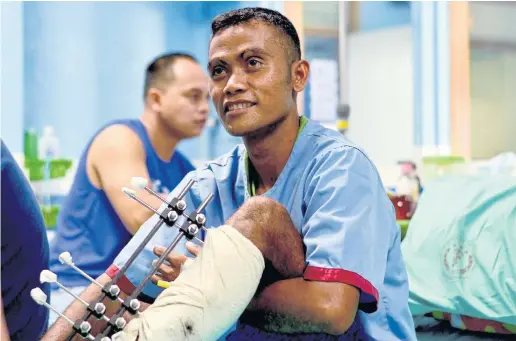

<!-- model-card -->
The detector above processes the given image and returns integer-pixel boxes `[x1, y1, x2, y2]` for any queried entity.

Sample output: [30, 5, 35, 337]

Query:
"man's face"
[151, 58, 210, 139]
[208, 21, 298, 137]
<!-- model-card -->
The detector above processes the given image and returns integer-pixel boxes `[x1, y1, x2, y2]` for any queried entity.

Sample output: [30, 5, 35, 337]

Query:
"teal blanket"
[401, 175, 516, 324]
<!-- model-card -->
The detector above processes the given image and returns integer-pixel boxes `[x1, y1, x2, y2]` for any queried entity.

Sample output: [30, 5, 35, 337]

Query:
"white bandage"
[115, 225, 265, 341]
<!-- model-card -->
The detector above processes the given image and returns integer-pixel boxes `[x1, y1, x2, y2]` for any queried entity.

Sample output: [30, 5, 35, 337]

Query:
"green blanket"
[401, 175, 516, 325]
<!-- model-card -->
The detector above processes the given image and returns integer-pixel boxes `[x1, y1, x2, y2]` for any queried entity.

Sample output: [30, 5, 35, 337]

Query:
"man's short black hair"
[143, 52, 197, 99]
[211, 7, 301, 62]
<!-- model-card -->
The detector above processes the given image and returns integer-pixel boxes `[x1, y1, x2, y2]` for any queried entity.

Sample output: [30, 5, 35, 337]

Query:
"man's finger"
[153, 248, 188, 268]
[151, 274, 163, 285]
[157, 263, 174, 276]
[152, 260, 179, 281]
[153, 246, 166, 256]
[186, 241, 202, 256]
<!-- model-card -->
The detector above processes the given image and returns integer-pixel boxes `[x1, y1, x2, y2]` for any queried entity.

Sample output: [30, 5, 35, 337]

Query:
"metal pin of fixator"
[123, 183, 206, 246]
[58, 252, 124, 304]
[122, 187, 161, 216]
[40, 270, 110, 323]
[129, 177, 190, 217]
[31, 288, 100, 341]
[131, 177, 170, 206]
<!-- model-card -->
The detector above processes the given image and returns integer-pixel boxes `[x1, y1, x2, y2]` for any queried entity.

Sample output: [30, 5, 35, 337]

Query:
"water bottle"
[39, 126, 60, 211]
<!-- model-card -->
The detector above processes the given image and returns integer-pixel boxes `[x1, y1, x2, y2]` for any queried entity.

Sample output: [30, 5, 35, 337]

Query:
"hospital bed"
[400, 170, 516, 341]
[416, 322, 514, 341]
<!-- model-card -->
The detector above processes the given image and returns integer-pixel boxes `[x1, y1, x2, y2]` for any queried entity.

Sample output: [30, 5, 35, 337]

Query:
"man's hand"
[151, 242, 201, 284]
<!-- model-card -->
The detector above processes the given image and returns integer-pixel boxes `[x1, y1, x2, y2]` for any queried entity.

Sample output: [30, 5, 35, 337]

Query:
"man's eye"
[248, 59, 262, 67]
[212, 66, 225, 77]
[190, 93, 201, 101]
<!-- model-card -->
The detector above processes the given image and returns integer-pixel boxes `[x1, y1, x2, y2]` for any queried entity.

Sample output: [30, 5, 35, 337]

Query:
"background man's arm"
[89, 125, 167, 235]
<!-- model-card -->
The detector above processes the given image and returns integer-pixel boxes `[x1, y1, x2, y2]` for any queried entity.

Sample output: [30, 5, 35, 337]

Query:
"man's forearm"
[43, 283, 104, 341]
[243, 278, 334, 334]
[42, 274, 148, 341]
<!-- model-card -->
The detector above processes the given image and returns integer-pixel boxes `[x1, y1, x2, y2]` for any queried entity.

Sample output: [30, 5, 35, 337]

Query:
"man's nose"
[223, 69, 248, 96]
[199, 98, 209, 116]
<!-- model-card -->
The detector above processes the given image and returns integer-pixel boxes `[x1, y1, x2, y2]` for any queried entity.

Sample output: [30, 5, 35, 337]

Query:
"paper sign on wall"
[309, 59, 339, 123]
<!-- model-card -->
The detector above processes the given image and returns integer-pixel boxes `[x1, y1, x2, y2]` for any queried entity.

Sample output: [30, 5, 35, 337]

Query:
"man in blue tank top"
[47, 52, 210, 324]
[1, 140, 50, 340]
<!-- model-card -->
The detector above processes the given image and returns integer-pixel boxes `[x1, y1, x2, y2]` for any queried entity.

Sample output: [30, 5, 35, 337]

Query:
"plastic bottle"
[39, 126, 60, 211]
[393, 161, 421, 219]
[24, 128, 39, 161]
[398, 161, 421, 202]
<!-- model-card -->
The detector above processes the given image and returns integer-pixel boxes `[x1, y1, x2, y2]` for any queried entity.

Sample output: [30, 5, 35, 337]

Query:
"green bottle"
[24, 128, 38, 161]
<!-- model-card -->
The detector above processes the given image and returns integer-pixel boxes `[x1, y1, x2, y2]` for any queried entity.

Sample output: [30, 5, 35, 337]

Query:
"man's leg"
[115, 197, 305, 341]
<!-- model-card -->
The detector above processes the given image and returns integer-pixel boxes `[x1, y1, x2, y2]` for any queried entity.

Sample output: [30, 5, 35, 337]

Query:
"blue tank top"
[1, 140, 50, 340]
[49, 119, 195, 288]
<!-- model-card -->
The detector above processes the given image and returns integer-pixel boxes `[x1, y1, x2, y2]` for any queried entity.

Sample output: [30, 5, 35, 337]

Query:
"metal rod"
[46, 301, 76, 326]
[68, 218, 169, 340]
[67, 263, 104, 290]
[133, 231, 185, 296]
[101, 231, 186, 338]
[72, 182, 203, 339]
[112, 218, 165, 283]
[177, 179, 195, 200]
[125, 191, 161, 216]
[56, 281, 90, 307]
[144, 187, 170, 207]
[45, 301, 95, 340]
[197, 193, 214, 212]
[64, 262, 123, 304]
[55, 281, 110, 322]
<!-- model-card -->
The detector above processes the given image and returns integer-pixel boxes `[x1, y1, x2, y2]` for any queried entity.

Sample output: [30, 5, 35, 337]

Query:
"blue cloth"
[49, 119, 195, 288]
[110, 118, 416, 340]
[1, 140, 50, 340]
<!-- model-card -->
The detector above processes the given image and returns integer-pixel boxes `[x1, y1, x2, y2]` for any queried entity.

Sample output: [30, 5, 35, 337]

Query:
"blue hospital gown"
[108, 118, 416, 340]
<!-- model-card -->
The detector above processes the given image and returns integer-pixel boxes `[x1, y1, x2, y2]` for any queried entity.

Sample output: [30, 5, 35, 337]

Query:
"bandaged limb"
[114, 197, 306, 341]
[114, 225, 265, 341]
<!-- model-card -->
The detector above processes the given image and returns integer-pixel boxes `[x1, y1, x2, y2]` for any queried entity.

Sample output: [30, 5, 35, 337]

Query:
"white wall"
[470, 50, 516, 158]
[347, 26, 414, 172]
[470, 2, 516, 44]
[469, 2, 516, 159]
[1, 2, 24, 152]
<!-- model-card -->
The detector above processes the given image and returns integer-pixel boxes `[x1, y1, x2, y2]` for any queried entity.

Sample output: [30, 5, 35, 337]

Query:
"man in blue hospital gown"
[44, 7, 416, 341]
[110, 7, 416, 340]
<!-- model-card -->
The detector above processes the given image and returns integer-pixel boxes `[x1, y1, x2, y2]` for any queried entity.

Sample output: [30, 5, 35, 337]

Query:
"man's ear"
[291, 59, 310, 93]
[146, 88, 162, 112]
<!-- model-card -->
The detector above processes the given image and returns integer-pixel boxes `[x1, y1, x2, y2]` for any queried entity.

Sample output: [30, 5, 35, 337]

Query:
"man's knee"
[231, 196, 292, 227]
[225, 197, 295, 256]
[226, 197, 305, 275]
